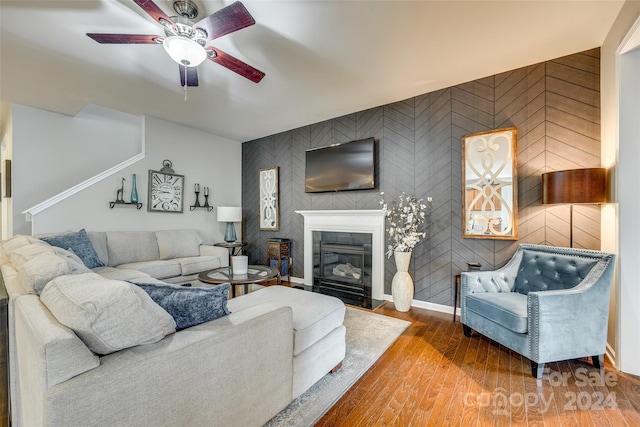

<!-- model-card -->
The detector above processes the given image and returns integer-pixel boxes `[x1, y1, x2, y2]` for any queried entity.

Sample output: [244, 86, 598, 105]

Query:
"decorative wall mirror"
[462, 126, 518, 239]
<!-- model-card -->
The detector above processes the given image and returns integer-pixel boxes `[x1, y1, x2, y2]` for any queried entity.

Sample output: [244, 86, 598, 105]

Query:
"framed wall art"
[461, 126, 518, 239]
[259, 166, 280, 231]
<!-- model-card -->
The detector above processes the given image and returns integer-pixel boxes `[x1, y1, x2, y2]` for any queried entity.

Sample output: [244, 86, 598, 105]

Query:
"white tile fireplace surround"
[296, 210, 386, 300]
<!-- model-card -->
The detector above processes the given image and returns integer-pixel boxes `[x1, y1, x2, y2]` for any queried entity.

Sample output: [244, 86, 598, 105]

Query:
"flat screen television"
[305, 137, 376, 193]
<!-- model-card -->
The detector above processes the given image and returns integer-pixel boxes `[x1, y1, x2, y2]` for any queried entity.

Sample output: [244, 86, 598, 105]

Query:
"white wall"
[11, 103, 143, 235]
[618, 45, 640, 377]
[9, 104, 242, 244]
[0, 106, 13, 240]
[601, 0, 640, 375]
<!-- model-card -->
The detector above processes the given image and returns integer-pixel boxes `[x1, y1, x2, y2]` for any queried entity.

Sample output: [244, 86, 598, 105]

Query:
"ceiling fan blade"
[133, 0, 175, 27]
[194, 1, 255, 41]
[179, 66, 199, 87]
[206, 47, 265, 83]
[87, 33, 161, 44]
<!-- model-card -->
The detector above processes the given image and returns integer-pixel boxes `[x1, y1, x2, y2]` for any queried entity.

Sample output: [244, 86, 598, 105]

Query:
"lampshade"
[542, 168, 606, 205]
[217, 206, 242, 222]
[162, 36, 207, 67]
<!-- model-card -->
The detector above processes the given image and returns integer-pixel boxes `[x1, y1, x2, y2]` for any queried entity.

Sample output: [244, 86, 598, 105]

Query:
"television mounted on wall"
[305, 137, 376, 193]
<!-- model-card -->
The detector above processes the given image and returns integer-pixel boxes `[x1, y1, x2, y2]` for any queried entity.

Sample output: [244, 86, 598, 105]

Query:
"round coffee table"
[198, 265, 279, 297]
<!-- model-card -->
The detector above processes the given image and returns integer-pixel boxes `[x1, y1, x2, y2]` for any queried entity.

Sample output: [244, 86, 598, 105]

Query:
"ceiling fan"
[87, 0, 265, 86]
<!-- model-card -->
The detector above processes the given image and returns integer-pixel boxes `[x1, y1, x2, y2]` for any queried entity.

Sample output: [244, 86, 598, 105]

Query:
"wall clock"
[148, 165, 184, 213]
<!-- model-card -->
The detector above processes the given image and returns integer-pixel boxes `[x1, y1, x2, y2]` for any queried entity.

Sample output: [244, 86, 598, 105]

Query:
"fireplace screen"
[312, 231, 372, 307]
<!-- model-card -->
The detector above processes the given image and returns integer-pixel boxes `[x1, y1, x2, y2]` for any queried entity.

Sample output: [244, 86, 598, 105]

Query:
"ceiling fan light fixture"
[162, 35, 206, 67]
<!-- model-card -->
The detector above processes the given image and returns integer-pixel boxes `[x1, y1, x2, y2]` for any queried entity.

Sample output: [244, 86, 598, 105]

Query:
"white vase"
[392, 250, 414, 312]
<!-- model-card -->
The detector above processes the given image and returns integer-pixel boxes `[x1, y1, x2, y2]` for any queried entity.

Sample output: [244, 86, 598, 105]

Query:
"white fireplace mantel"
[296, 210, 386, 300]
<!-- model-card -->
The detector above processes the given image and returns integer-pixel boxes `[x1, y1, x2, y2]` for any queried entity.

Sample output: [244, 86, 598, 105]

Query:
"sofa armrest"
[528, 260, 614, 362]
[13, 295, 100, 389]
[44, 305, 294, 427]
[461, 250, 524, 296]
[199, 245, 230, 267]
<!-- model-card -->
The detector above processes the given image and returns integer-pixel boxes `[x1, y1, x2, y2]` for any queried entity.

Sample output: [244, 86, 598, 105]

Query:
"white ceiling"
[0, 1, 624, 142]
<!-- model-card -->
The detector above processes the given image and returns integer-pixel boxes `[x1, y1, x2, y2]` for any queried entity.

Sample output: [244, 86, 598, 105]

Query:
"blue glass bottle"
[130, 174, 139, 203]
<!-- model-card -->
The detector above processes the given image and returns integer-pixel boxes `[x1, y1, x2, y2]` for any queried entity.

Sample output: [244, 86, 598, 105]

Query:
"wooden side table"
[267, 238, 291, 283]
[454, 262, 481, 323]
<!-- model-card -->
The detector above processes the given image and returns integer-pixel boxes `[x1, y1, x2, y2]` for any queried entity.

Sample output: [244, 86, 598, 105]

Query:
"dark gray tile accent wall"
[242, 48, 601, 306]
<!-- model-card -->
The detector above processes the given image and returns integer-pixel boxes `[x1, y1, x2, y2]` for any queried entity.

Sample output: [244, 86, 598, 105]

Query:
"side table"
[214, 242, 247, 265]
[454, 262, 481, 323]
[267, 238, 291, 284]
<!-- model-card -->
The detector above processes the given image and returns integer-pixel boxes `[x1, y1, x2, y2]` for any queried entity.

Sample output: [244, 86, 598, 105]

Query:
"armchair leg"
[462, 324, 472, 337]
[531, 361, 545, 379]
[592, 354, 605, 369]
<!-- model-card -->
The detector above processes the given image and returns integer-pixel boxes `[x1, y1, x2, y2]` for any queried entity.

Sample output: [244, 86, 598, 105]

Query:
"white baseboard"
[383, 294, 456, 316]
[291, 278, 457, 316]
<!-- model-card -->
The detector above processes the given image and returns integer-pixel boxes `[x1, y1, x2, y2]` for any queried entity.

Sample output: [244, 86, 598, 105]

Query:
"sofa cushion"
[93, 266, 151, 281]
[130, 281, 230, 330]
[106, 231, 159, 266]
[155, 229, 202, 260]
[8, 243, 55, 269]
[465, 292, 528, 334]
[41, 229, 105, 269]
[177, 256, 222, 276]
[17, 248, 91, 294]
[40, 273, 176, 355]
[87, 231, 109, 266]
[227, 285, 345, 356]
[514, 250, 598, 295]
[116, 260, 181, 279]
[1, 235, 48, 256]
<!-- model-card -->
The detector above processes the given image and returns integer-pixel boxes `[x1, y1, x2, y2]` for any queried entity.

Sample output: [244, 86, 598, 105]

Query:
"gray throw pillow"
[130, 281, 230, 330]
[41, 273, 176, 355]
[41, 229, 105, 269]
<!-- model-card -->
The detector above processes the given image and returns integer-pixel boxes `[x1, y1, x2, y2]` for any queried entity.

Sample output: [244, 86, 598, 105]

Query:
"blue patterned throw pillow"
[41, 229, 105, 269]
[129, 282, 230, 330]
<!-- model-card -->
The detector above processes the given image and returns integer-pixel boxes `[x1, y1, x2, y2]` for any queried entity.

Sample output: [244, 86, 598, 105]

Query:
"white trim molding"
[22, 152, 145, 221]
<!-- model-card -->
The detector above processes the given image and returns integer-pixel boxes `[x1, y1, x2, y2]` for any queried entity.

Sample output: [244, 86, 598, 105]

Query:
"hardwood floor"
[317, 302, 640, 427]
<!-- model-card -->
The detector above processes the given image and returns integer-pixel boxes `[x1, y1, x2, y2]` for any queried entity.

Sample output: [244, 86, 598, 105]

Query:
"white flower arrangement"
[380, 192, 432, 258]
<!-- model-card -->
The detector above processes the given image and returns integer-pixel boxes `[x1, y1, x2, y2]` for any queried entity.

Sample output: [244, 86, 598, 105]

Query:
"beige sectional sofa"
[77, 229, 229, 283]
[1, 231, 346, 427]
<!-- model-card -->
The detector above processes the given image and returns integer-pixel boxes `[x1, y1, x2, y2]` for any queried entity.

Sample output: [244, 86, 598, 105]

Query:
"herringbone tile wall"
[242, 48, 601, 306]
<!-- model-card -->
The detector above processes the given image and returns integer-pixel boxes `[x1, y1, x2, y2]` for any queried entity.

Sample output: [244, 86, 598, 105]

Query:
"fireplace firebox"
[312, 231, 373, 308]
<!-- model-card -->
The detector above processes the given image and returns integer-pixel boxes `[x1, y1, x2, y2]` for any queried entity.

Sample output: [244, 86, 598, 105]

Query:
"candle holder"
[203, 193, 212, 210]
[194, 189, 202, 207]
[190, 186, 213, 211]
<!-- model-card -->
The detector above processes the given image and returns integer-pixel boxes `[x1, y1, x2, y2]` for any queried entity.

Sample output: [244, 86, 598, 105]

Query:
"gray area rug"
[265, 307, 411, 427]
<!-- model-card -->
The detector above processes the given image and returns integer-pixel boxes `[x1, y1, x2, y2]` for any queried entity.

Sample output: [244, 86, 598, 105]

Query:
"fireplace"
[297, 210, 386, 309]
[313, 231, 372, 306]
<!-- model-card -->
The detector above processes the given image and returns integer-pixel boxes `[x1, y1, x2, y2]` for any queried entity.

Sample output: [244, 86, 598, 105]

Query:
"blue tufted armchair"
[460, 244, 616, 379]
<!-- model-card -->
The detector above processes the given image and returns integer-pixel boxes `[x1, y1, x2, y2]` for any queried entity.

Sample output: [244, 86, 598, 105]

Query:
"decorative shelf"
[190, 190, 212, 211]
[190, 205, 213, 211]
[109, 201, 143, 209]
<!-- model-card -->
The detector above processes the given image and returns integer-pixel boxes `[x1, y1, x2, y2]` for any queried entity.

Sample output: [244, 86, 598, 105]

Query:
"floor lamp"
[541, 168, 606, 248]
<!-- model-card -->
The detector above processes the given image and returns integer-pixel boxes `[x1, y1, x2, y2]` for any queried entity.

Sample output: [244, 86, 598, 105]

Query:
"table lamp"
[217, 206, 242, 243]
